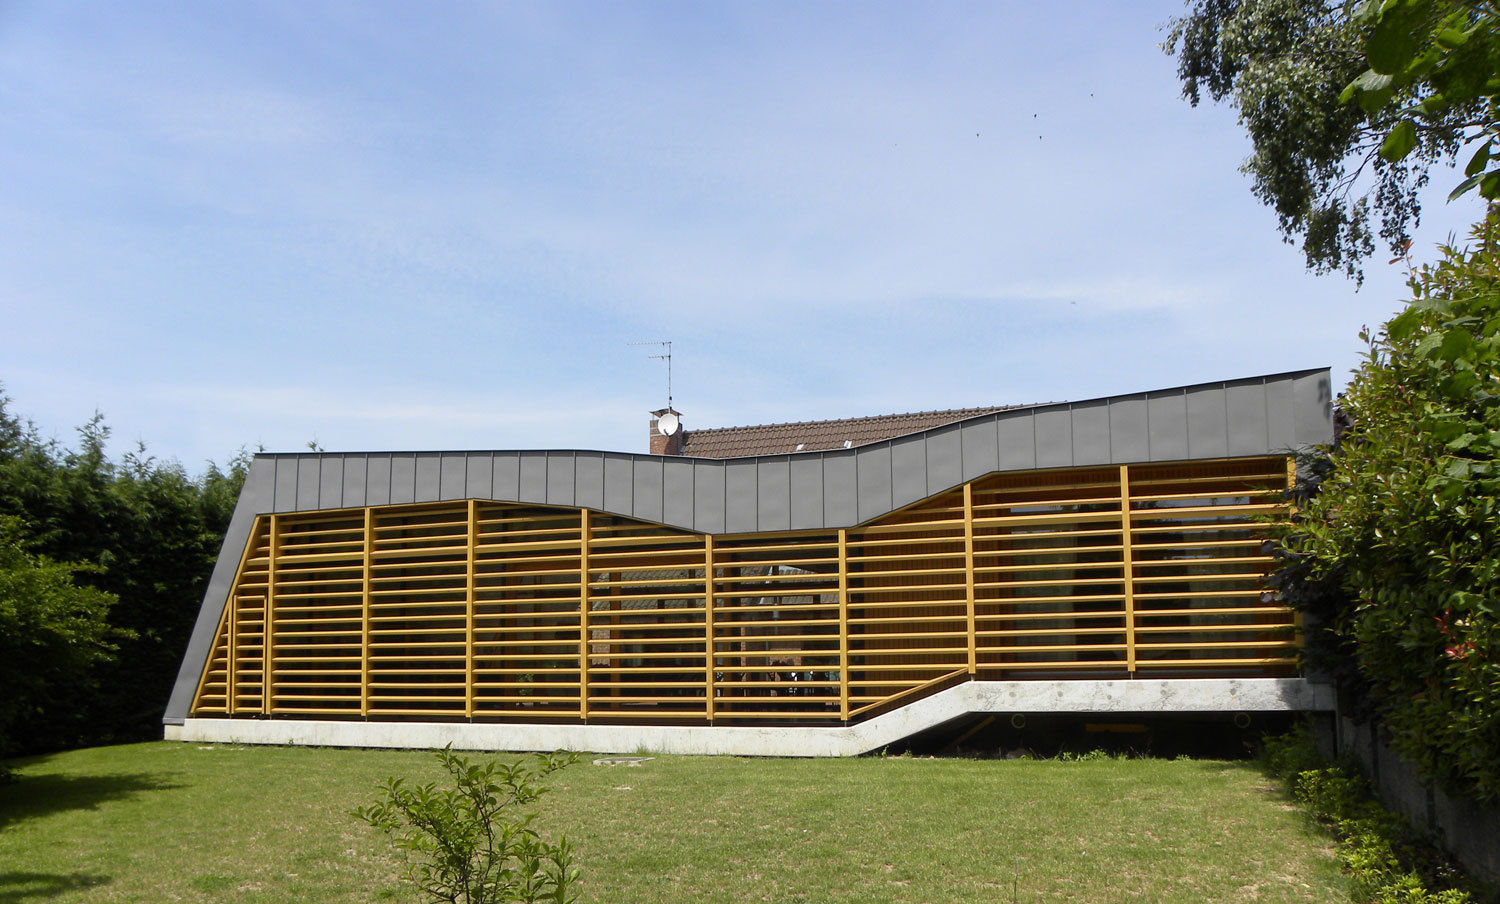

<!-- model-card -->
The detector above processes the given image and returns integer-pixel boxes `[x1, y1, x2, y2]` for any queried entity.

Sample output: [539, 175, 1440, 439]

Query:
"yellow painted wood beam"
[465, 499, 478, 718]
[361, 507, 373, 718]
[1119, 464, 1137, 675]
[704, 534, 717, 723]
[838, 527, 850, 721]
[224, 599, 237, 716]
[265, 514, 280, 715]
[1285, 456, 1304, 651]
[963, 482, 978, 675]
[579, 508, 591, 720]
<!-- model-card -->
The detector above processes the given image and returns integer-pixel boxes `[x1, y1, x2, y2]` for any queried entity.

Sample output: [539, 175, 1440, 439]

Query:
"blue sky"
[0, 2, 1484, 471]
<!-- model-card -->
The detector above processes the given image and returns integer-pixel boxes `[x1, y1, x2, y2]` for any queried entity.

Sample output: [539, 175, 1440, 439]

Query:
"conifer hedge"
[0, 393, 244, 754]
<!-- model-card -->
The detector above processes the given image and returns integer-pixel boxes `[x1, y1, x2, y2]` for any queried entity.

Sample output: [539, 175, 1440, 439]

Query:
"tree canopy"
[0, 516, 121, 773]
[1163, 0, 1495, 283]
[1170, 0, 1500, 803]
[0, 389, 245, 753]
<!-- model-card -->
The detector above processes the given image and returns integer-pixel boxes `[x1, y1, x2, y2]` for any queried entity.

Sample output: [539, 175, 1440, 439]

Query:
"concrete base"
[166, 677, 1332, 758]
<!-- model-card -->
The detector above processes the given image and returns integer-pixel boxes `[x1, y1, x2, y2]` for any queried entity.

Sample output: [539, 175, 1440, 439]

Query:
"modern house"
[164, 368, 1335, 756]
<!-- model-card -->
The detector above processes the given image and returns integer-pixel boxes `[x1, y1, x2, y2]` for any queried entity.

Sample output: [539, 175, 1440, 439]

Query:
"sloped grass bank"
[1, 742, 1346, 903]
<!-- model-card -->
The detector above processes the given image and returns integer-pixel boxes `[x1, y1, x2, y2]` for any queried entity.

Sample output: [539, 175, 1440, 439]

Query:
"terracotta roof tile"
[676, 405, 1035, 458]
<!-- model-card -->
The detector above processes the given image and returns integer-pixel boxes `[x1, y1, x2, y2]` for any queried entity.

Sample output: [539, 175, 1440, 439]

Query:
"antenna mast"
[629, 340, 673, 406]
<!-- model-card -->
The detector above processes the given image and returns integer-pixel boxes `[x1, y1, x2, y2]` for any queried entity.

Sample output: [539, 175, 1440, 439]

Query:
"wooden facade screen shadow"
[190, 456, 1299, 726]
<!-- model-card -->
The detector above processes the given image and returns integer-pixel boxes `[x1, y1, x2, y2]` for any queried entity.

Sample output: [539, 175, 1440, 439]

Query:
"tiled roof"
[677, 405, 1033, 458]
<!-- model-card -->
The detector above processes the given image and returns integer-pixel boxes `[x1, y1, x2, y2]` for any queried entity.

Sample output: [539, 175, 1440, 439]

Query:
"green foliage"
[1341, 0, 1500, 205]
[0, 516, 124, 776]
[1261, 727, 1474, 903]
[1269, 451, 1381, 725]
[1056, 748, 1128, 762]
[1283, 219, 1500, 803]
[354, 747, 580, 904]
[0, 387, 245, 751]
[1260, 720, 1327, 779]
[1163, 0, 1480, 282]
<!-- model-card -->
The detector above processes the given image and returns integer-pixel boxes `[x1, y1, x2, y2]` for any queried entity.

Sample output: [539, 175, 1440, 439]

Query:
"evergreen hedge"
[1284, 220, 1500, 803]
[0, 392, 244, 754]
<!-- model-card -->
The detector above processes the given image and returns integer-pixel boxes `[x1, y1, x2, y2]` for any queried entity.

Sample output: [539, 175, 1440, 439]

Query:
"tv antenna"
[629, 339, 673, 406]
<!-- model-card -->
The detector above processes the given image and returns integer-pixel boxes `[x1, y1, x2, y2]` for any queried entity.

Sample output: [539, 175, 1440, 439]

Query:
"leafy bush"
[355, 746, 580, 904]
[1260, 722, 1326, 782]
[1261, 727, 1473, 904]
[1282, 219, 1500, 803]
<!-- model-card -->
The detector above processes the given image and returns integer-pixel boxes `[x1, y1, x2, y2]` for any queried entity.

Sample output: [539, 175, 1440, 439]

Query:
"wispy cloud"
[0, 1, 1473, 470]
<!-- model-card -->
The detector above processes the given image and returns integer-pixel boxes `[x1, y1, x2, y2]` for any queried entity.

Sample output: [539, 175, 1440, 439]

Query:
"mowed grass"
[0, 742, 1346, 904]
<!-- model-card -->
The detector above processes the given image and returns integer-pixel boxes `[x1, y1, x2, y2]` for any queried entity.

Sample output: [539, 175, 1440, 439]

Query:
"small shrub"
[354, 746, 580, 904]
[1260, 728, 1473, 904]
[1292, 768, 1386, 826]
[1260, 722, 1324, 781]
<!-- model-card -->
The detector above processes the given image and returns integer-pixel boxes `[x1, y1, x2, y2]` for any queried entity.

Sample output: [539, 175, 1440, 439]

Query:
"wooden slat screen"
[585, 515, 707, 720]
[845, 489, 970, 715]
[473, 503, 585, 719]
[1127, 458, 1295, 672]
[711, 533, 842, 721]
[271, 510, 365, 716]
[189, 456, 1299, 725]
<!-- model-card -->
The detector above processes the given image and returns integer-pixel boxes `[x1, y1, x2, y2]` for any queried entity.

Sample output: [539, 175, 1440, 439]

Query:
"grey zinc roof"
[164, 367, 1334, 724]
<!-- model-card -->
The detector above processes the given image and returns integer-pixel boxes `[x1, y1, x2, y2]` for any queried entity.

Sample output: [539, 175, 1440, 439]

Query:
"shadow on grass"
[0, 872, 110, 903]
[0, 770, 185, 832]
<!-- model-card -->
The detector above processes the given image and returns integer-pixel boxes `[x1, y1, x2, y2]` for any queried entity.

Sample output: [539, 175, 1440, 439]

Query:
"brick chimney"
[649, 407, 685, 455]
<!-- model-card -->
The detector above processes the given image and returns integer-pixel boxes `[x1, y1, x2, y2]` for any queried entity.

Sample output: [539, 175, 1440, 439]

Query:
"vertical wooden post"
[1286, 456, 1299, 514]
[226, 594, 238, 716]
[578, 509, 591, 720]
[704, 535, 717, 723]
[465, 499, 477, 718]
[837, 528, 850, 721]
[963, 482, 978, 675]
[361, 507, 373, 717]
[223, 520, 270, 717]
[1118, 465, 1137, 674]
[1285, 456, 1303, 647]
[264, 514, 279, 715]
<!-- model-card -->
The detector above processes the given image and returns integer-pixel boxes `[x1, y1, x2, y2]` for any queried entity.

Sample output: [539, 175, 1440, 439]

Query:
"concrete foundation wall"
[1336, 715, 1500, 886]
[168, 677, 1331, 758]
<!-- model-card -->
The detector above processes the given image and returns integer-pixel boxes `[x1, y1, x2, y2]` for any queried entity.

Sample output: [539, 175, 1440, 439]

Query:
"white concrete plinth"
[166, 677, 1332, 757]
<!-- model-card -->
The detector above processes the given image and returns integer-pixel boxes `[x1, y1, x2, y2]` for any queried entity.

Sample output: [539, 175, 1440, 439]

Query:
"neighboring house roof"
[678, 406, 1028, 458]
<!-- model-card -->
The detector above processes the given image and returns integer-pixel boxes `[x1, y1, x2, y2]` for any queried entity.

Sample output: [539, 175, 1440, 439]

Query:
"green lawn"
[0, 742, 1346, 903]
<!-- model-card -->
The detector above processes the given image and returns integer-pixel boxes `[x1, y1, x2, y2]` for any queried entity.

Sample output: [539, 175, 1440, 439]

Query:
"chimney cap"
[648, 407, 686, 455]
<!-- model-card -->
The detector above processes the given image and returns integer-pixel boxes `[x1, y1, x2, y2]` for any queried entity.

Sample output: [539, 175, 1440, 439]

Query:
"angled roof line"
[245, 366, 1334, 460]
